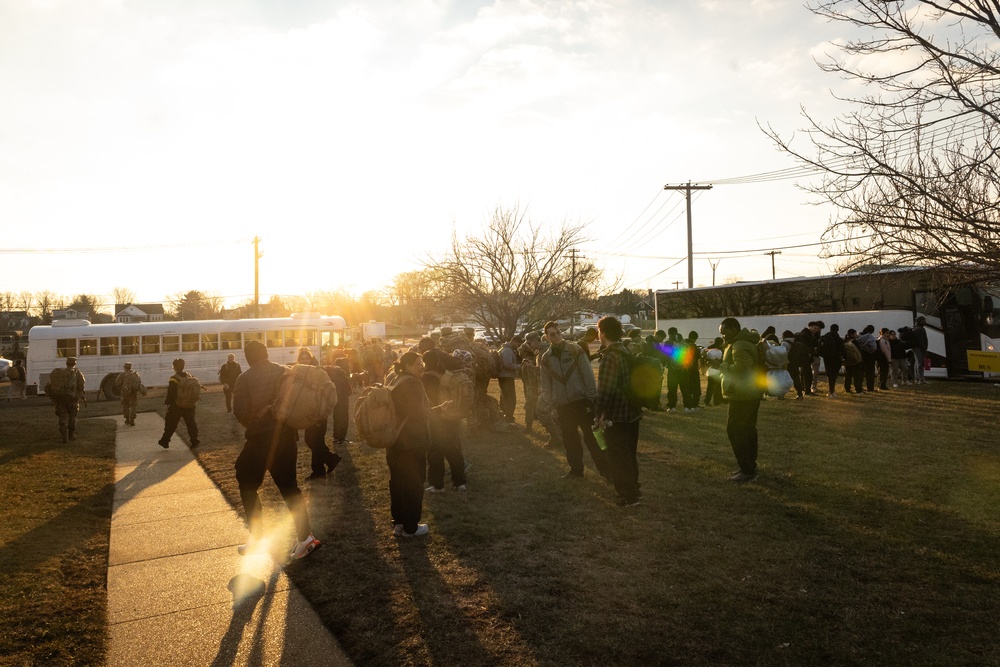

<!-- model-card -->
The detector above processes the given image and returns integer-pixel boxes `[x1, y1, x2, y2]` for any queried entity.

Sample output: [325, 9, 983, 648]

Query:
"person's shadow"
[210, 569, 280, 667]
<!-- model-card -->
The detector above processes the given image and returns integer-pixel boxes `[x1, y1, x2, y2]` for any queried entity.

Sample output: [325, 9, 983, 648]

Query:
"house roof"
[115, 303, 166, 316]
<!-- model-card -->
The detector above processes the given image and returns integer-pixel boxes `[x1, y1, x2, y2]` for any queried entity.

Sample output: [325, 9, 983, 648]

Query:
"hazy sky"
[0, 0, 858, 310]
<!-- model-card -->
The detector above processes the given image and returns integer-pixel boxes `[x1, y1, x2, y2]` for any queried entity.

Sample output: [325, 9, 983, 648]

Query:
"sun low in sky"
[0, 1, 852, 307]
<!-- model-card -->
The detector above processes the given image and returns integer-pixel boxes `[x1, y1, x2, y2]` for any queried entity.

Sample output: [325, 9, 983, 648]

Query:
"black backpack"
[897, 326, 915, 349]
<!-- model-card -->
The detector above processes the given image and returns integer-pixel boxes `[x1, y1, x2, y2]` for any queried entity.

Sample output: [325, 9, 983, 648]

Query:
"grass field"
[2, 380, 999, 666]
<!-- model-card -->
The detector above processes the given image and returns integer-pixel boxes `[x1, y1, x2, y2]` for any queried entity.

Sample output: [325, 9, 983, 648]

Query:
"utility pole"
[253, 236, 262, 319]
[708, 258, 721, 286]
[569, 248, 578, 335]
[764, 250, 781, 280]
[671, 280, 683, 290]
[663, 182, 713, 288]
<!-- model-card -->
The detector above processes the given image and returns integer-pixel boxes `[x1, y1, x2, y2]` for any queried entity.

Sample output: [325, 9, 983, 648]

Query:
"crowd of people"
[36, 312, 933, 559]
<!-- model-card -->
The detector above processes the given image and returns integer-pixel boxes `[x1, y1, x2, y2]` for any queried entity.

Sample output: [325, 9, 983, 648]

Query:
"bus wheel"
[101, 374, 121, 401]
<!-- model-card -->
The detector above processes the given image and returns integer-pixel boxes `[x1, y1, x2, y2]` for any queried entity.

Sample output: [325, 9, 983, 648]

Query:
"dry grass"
[191, 380, 1000, 666]
[3, 379, 999, 666]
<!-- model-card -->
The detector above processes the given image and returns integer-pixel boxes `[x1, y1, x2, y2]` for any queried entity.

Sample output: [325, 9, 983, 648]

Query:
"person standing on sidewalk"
[719, 317, 763, 483]
[158, 358, 201, 449]
[218, 353, 242, 413]
[233, 340, 320, 560]
[595, 316, 643, 507]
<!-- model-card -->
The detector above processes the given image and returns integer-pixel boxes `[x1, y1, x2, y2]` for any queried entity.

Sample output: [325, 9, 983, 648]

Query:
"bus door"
[940, 305, 981, 378]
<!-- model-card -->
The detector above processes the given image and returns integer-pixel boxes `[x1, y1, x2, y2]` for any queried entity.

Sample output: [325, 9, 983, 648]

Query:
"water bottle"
[592, 421, 611, 450]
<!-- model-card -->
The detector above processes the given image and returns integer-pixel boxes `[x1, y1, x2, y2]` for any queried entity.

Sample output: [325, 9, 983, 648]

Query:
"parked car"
[0, 357, 11, 380]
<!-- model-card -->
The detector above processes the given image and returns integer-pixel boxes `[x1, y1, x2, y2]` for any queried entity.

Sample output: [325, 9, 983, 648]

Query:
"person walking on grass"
[388, 351, 453, 537]
[719, 317, 763, 483]
[539, 320, 609, 480]
[595, 316, 643, 507]
[421, 348, 468, 494]
[296, 347, 342, 481]
[233, 340, 319, 560]
[158, 358, 201, 449]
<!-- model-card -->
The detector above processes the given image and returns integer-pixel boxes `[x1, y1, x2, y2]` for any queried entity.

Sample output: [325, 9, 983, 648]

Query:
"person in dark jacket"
[326, 357, 353, 443]
[819, 323, 845, 397]
[233, 340, 319, 560]
[218, 353, 242, 413]
[388, 352, 452, 537]
[158, 358, 200, 449]
[595, 316, 644, 507]
[855, 325, 879, 391]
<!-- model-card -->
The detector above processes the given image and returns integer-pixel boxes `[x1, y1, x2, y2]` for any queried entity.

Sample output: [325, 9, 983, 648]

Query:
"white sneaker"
[397, 524, 429, 538]
[892, 384, 899, 388]
[289, 534, 321, 560]
[425, 486, 446, 493]
[456, 485, 467, 492]
[237, 535, 265, 556]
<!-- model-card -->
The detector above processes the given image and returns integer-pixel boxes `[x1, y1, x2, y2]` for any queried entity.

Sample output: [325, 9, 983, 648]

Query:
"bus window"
[101, 337, 120, 356]
[142, 335, 160, 354]
[79, 339, 98, 356]
[57, 339, 76, 358]
[266, 330, 282, 348]
[182, 333, 199, 352]
[221, 332, 241, 350]
[303, 330, 317, 346]
[163, 335, 180, 353]
[122, 336, 140, 355]
[201, 333, 219, 351]
[284, 330, 301, 347]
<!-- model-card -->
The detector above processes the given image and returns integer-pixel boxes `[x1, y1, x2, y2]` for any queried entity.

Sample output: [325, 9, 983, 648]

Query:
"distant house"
[53, 308, 91, 320]
[115, 303, 166, 323]
[1, 310, 31, 330]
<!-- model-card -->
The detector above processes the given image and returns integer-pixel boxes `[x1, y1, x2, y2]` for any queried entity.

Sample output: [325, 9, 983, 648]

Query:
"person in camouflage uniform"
[519, 332, 562, 448]
[47, 356, 86, 443]
[114, 362, 143, 425]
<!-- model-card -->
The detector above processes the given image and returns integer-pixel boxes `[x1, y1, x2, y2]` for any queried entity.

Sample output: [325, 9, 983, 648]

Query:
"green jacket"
[721, 328, 764, 401]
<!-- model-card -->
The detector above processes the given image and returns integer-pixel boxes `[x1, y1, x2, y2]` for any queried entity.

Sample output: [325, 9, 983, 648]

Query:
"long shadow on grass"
[282, 445, 416, 666]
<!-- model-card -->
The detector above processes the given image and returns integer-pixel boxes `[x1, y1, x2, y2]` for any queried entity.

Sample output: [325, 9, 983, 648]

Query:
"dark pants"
[823, 357, 842, 394]
[797, 362, 814, 395]
[726, 399, 760, 476]
[861, 350, 877, 391]
[235, 426, 311, 540]
[843, 364, 864, 393]
[160, 406, 199, 447]
[682, 369, 701, 408]
[304, 419, 336, 476]
[223, 386, 234, 412]
[665, 368, 681, 409]
[877, 357, 890, 389]
[427, 419, 466, 489]
[332, 400, 349, 442]
[386, 446, 427, 533]
[606, 419, 640, 501]
[556, 399, 608, 476]
[498, 377, 516, 422]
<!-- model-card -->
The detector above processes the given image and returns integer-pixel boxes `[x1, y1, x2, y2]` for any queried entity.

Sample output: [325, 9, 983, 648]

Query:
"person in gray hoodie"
[539, 320, 609, 480]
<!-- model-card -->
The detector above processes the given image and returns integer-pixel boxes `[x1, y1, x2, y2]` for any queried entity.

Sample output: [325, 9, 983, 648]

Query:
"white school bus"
[26, 313, 347, 398]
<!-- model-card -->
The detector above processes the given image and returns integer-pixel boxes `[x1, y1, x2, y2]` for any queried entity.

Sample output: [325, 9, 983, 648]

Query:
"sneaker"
[456, 485, 467, 492]
[892, 384, 899, 388]
[237, 535, 265, 556]
[306, 471, 327, 480]
[683, 407, 694, 413]
[189, 440, 200, 448]
[425, 485, 446, 493]
[561, 471, 584, 479]
[397, 524, 429, 538]
[618, 497, 641, 507]
[325, 452, 342, 474]
[827, 393, 835, 398]
[289, 534, 321, 560]
[667, 408, 677, 413]
[729, 472, 758, 484]
[157, 440, 169, 449]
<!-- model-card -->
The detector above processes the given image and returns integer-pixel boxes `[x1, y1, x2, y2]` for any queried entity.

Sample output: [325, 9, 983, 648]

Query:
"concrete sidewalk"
[106, 412, 352, 666]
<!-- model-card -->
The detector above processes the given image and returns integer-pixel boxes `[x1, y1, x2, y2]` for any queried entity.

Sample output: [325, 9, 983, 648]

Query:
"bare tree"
[35, 291, 55, 321]
[389, 269, 439, 329]
[112, 287, 137, 306]
[426, 206, 611, 339]
[767, 0, 1000, 283]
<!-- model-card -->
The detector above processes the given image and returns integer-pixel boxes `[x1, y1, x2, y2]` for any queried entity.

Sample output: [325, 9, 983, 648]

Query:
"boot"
[60, 428, 68, 443]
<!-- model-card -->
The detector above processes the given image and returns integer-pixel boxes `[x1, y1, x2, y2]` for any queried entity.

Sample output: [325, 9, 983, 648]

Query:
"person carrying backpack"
[7, 359, 27, 400]
[595, 316, 643, 507]
[421, 347, 468, 493]
[842, 329, 865, 394]
[295, 347, 341, 481]
[46, 356, 86, 443]
[911, 316, 930, 384]
[819, 324, 845, 397]
[158, 358, 201, 449]
[113, 362, 145, 426]
[855, 325, 879, 391]
[233, 340, 320, 561]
